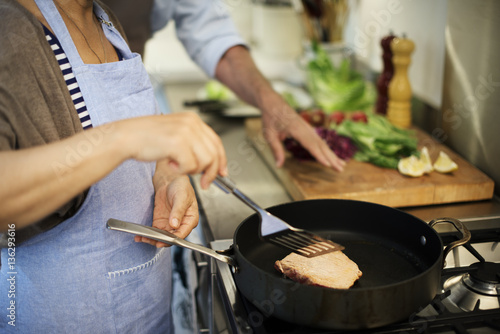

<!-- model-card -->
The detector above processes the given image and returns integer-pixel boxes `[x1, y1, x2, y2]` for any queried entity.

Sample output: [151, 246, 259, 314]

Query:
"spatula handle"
[213, 175, 264, 215]
[106, 219, 236, 266]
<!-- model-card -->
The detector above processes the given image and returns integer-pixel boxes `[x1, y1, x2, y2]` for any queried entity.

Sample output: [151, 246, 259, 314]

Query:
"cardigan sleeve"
[0, 1, 84, 151]
[0, 0, 88, 246]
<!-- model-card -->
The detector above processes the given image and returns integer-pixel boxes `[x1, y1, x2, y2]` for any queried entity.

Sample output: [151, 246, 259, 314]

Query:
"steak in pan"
[274, 251, 363, 289]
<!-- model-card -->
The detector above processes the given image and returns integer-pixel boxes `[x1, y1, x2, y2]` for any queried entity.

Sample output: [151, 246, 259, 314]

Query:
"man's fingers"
[268, 138, 286, 168]
[287, 120, 346, 172]
[263, 127, 286, 167]
[302, 138, 345, 172]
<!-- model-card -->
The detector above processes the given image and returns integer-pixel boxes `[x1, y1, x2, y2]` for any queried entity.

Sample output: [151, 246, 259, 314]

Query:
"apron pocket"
[107, 247, 166, 279]
[106, 247, 173, 333]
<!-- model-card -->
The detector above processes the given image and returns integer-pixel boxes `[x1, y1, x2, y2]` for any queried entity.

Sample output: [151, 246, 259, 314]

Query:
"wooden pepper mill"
[387, 36, 415, 128]
[376, 33, 396, 115]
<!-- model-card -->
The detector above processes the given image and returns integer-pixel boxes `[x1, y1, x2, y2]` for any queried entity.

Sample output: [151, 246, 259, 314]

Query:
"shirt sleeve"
[168, 0, 248, 78]
[150, 0, 172, 34]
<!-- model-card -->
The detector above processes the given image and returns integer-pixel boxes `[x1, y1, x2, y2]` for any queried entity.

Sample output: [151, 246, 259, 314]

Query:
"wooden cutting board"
[245, 118, 494, 208]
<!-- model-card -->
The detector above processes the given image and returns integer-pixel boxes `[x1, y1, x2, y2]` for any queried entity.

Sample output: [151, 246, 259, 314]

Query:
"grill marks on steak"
[274, 251, 362, 289]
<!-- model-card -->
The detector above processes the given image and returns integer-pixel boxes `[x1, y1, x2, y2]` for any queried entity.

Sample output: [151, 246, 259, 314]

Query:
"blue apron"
[0, 2, 172, 333]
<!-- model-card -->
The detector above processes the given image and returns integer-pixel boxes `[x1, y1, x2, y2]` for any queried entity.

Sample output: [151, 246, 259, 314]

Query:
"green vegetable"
[336, 114, 418, 169]
[305, 42, 376, 113]
[204, 80, 234, 101]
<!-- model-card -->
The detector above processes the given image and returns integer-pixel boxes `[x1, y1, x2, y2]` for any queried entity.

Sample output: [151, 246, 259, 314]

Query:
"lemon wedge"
[398, 146, 434, 177]
[420, 146, 434, 174]
[433, 151, 458, 173]
[398, 155, 427, 177]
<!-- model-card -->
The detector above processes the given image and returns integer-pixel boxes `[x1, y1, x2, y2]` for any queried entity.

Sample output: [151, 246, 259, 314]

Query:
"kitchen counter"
[164, 82, 500, 243]
[193, 114, 500, 240]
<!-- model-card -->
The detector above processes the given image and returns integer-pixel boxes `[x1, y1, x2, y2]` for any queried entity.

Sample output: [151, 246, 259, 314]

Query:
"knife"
[184, 99, 261, 117]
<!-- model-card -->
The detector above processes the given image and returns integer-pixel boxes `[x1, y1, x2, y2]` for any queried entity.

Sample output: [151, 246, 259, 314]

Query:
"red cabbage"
[284, 127, 358, 161]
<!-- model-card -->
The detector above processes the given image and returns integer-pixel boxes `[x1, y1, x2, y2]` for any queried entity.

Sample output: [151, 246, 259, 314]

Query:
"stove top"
[234, 266, 500, 334]
[209, 225, 500, 334]
[444, 262, 500, 312]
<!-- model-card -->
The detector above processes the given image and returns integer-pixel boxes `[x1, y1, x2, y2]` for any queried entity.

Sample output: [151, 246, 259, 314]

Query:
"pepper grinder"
[387, 36, 415, 128]
[375, 33, 396, 115]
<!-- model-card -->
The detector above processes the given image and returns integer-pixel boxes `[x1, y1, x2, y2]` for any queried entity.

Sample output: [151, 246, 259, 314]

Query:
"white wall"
[343, 0, 448, 109]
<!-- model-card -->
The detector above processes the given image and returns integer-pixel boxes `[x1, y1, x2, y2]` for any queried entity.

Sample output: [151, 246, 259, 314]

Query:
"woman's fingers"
[197, 124, 227, 188]
[119, 112, 227, 181]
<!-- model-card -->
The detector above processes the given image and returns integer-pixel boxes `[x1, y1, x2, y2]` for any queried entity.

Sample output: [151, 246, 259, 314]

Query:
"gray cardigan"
[0, 0, 126, 246]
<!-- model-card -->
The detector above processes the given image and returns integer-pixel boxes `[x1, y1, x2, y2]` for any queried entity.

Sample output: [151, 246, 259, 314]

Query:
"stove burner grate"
[444, 262, 500, 312]
[469, 262, 500, 286]
[241, 290, 500, 334]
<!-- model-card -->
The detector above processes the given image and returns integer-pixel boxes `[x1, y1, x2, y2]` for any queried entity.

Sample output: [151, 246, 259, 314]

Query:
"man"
[103, 0, 345, 172]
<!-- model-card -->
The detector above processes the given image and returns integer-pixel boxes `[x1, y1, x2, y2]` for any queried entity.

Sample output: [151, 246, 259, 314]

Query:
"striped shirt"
[43, 25, 124, 130]
[43, 25, 92, 130]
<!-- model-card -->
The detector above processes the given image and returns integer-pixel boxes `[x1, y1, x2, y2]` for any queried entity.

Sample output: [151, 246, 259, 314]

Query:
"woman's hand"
[135, 167, 199, 247]
[118, 111, 227, 189]
[0, 111, 223, 231]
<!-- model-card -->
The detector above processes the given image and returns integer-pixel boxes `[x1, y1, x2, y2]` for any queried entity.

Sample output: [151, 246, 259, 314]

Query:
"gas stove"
[208, 224, 500, 334]
[444, 263, 500, 313]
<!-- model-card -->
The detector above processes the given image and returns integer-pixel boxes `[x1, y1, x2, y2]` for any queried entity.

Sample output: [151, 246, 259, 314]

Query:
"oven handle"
[429, 217, 471, 268]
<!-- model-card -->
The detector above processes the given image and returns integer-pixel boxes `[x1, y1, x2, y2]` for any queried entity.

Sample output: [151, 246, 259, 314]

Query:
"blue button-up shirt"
[150, 0, 247, 77]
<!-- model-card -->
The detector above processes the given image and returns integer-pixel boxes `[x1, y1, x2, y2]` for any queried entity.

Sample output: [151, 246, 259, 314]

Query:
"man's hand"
[259, 92, 345, 172]
[135, 164, 199, 247]
[215, 46, 344, 172]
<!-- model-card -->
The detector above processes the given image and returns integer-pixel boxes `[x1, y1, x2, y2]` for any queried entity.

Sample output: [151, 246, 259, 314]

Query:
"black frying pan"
[230, 199, 470, 330]
[107, 199, 470, 330]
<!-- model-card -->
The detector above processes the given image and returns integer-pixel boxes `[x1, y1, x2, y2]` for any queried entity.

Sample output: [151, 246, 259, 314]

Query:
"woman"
[0, 0, 226, 332]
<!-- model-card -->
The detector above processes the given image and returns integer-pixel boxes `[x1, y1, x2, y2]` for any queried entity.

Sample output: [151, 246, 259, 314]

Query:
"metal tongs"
[214, 176, 344, 257]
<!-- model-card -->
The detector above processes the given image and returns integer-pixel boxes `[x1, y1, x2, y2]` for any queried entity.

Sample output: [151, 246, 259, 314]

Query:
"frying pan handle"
[106, 219, 237, 268]
[429, 217, 471, 268]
